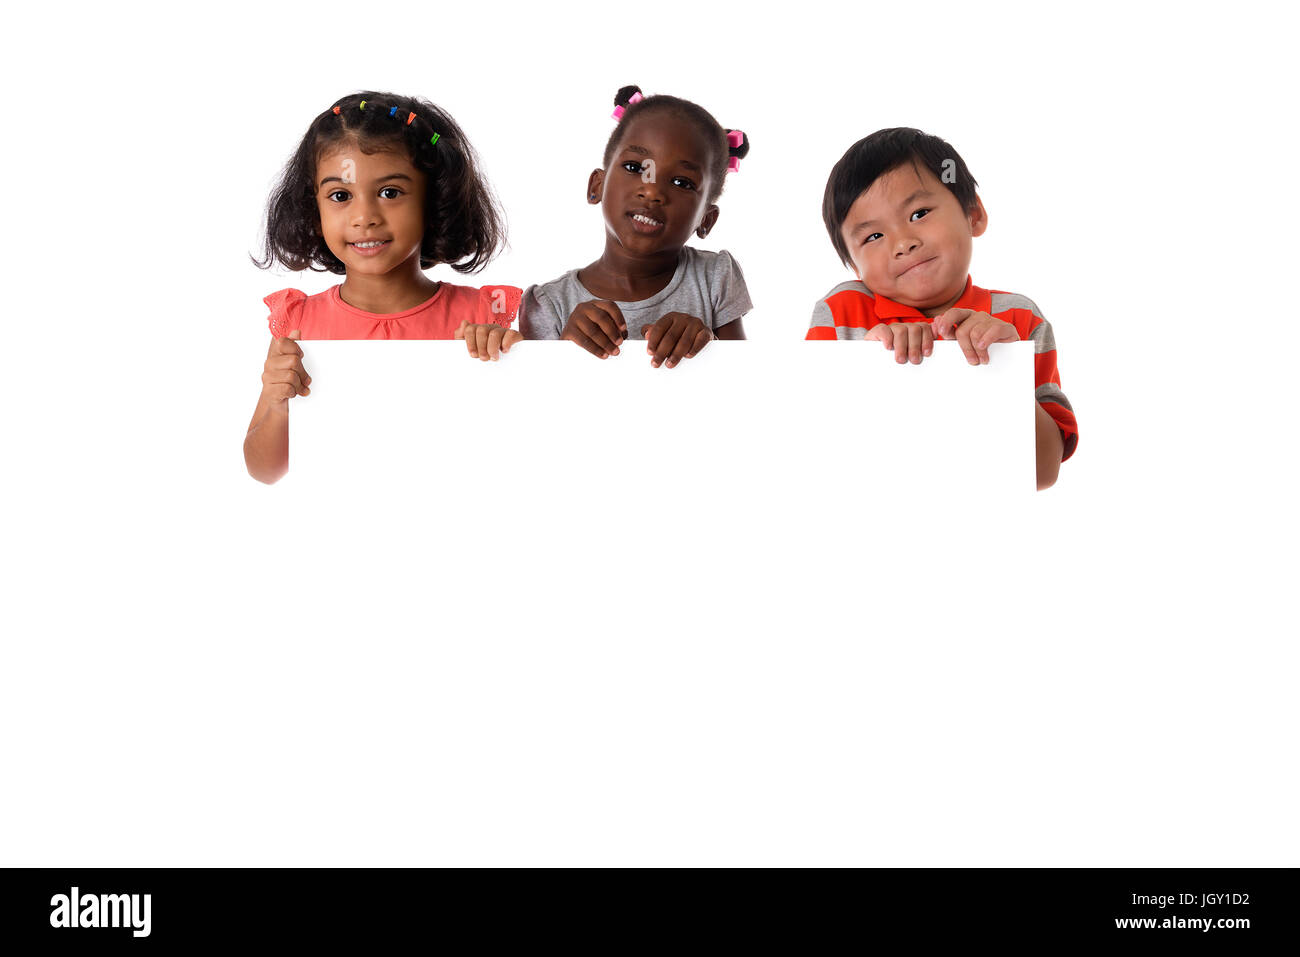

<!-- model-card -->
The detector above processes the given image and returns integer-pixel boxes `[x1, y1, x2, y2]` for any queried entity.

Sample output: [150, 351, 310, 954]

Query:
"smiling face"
[314, 140, 428, 275]
[840, 161, 987, 316]
[590, 113, 720, 255]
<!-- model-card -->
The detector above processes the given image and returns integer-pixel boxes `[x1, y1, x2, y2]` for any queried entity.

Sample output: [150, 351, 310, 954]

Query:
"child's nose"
[351, 196, 381, 227]
[637, 178, 665, 202]
[894, 234, 921, 256]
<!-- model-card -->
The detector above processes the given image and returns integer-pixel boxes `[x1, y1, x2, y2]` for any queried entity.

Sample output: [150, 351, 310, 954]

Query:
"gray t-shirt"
[518, 247, 753, 340]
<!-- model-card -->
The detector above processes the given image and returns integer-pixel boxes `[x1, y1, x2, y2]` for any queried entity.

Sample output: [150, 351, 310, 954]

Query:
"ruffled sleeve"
[477, 285, 523, 328]
[263, 288, 307, 338]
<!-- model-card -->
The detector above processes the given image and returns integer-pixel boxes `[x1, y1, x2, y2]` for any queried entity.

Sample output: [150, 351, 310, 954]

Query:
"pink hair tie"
[726, 129, 746, 172]
[611, 91, 644, 121]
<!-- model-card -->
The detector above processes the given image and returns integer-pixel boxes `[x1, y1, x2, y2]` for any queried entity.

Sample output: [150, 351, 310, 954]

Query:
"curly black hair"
[823, 128, 979, 269]
[602, 85, 750, 206]
[253, 91, 506, 275]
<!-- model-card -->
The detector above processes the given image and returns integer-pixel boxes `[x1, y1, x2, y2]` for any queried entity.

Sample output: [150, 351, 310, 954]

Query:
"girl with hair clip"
[245, 91, 522, 484]
[519, 85, 753, 368]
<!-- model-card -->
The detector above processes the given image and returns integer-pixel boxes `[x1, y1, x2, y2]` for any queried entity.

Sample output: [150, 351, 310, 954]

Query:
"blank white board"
[289, 339, 1034, 502]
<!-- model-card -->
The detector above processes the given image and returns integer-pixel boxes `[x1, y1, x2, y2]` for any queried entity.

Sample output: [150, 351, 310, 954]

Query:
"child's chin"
[903, 275, 963, 305]
[888, 289, 945, 313]
[621, 226, 670, 246]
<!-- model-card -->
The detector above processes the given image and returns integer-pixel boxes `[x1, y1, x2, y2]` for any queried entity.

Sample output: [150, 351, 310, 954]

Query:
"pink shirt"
[264, 283, 522, 339]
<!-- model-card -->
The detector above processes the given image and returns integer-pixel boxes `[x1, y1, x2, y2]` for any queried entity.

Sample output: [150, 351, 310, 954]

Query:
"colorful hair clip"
[429, 132, 440, 147]
[389, 106, 399, 117]
[359, 100, 367, 110]
[406, 112, 416, 126]
[332, 106, 341, 115]
[611, 91, 644, 121]
[728, 157, 740, 173]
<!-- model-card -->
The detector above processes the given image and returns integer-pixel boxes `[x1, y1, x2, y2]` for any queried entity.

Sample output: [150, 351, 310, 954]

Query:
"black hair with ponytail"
[603, 85, 750, 206]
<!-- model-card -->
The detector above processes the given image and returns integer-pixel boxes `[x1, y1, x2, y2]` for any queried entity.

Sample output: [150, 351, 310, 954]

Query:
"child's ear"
[695, 204, 720, 239]
[968, 195, 989, 237]
[587, 169, 604, 204]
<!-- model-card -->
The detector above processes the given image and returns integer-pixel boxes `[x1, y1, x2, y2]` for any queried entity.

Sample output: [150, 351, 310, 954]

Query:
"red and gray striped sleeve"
[991, 292, 1079, 461]
[806, 282, 875, 340]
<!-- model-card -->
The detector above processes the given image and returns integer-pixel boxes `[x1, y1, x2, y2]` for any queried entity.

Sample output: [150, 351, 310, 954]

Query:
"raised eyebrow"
[898, 189, 935, 210]
[851, 190, 938, 233]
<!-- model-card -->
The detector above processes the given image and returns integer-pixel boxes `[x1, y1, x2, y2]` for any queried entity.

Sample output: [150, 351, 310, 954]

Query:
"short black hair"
[822, 128, 979, 268]
[254, 91, 506, 275]
[602, 85, 750, 206]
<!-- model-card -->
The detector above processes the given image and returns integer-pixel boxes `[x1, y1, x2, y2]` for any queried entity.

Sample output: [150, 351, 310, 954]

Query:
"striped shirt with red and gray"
[806, 276, 1078, 460]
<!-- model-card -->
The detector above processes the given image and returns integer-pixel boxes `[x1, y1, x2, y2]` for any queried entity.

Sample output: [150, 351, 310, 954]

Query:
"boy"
[807, 128, 1077, 490]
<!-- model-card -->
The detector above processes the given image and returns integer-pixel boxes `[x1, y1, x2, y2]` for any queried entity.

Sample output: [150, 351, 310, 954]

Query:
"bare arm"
[1035, 402, 1064, 491]
[244, 333, 309, 485]
[244, 397, 290, 484]
[714, 317, 746, 340]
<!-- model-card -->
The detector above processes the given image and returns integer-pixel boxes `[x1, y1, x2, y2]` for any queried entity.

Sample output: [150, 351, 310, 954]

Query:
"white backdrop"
[1, 0, 1296, 865]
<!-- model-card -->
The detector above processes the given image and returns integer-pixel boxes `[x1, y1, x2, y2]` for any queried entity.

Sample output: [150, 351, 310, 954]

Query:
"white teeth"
[354, 241, 387, 248]
[632, 214, 663, 226]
